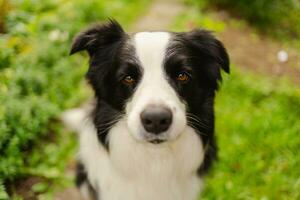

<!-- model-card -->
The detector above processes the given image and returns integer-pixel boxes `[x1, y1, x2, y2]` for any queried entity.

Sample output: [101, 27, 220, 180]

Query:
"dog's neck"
[79, 118, 204, 200]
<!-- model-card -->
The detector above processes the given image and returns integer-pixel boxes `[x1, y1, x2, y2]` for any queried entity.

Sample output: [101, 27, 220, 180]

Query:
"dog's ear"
[183, 29, 230, 83]
[70, 19, 126, 56]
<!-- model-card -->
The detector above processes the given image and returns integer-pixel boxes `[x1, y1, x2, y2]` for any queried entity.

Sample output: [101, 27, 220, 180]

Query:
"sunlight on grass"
[172, 8, 226, 33]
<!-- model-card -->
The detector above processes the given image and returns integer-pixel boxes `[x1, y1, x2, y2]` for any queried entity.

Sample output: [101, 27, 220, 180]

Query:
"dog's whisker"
[187, 122, 208, 137]
[186, 116, 210, 129]
[96, 114, 125, 135]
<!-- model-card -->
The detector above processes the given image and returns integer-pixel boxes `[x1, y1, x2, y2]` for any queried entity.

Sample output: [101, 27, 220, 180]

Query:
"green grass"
[173, 4, 300, 200]
[203, 69, 300, 199]
[0, 0, 150, 198]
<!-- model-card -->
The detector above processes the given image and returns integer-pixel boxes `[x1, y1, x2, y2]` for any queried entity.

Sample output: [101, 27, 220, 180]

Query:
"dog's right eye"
[175, 71, 191, 84]
[122, 75, 135, 86]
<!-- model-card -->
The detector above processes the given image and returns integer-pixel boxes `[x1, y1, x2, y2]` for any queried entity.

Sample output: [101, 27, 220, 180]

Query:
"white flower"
[48, 30, 69, 42]
[49, 29, 61, 41]
[277, 50, 288, 63]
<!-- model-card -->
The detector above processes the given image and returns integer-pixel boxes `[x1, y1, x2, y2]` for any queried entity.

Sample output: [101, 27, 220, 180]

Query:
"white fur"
[78, 116, 204, 200]
[63, 32, 205, 200]
[127, 32, 187, 142]
[79, 183, 95, 200]
[61, 108, 87, 133]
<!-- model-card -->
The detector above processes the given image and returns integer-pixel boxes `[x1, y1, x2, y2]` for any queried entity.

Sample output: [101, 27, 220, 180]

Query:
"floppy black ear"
[70, 19, 126, 55]
[184, 29, 230, 75]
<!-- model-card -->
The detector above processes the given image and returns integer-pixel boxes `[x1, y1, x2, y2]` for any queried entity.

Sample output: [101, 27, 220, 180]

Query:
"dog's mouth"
[149, 139, 165, 144]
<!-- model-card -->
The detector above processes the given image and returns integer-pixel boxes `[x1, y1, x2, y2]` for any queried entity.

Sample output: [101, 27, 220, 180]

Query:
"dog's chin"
[130, 130, 183, 145]
[130, 133, 169, 145]
[128, 122, 187, 145]
[147, 138, 166, 144]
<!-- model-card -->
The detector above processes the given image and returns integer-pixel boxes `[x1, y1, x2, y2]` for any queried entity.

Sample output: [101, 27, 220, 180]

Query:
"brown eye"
[122, 75, 135, 85]
[176, 72, 190, 83]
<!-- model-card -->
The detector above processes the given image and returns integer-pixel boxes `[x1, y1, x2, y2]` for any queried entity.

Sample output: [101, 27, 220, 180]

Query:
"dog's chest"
[79, 120, 204, 200]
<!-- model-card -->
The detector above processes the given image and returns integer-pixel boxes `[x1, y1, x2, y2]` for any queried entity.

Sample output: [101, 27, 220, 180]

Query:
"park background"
[0, 0, 300, 199]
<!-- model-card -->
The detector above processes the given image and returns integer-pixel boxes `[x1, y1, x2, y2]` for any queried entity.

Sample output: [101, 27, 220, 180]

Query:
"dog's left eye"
[122, 75, 135, 86]
[176, 72, 190, 83]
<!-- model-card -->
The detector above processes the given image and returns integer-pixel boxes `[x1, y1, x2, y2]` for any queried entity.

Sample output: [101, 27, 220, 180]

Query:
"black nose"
[140, 106, 172, 134]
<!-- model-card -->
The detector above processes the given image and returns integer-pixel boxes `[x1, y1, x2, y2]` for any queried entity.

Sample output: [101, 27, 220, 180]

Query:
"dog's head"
[71, 20, 229, 147]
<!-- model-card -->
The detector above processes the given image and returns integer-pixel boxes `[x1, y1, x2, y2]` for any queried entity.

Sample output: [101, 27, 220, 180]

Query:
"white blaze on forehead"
[133, 32, 170, 71]
[127, 31, 188, 146]
[131, 31, 174, 108]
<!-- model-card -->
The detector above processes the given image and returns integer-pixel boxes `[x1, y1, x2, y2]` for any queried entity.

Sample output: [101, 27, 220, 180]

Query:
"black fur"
[71, 20, 141, 148]
[75, 162, 98, 200]
[165, 30, 229, 174]
[71, 20, 229, 187]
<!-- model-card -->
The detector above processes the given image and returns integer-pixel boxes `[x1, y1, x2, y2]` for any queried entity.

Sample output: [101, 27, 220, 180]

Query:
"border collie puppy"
[63, 19, 229, 200]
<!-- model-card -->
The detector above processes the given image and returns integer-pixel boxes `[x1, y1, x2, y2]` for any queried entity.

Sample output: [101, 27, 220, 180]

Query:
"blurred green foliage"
[0, 0, 148, 197]
[189, 0, 300, 41]
[203, 70, 300, 199]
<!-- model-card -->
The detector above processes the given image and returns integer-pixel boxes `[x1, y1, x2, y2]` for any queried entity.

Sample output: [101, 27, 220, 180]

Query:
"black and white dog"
[62, 20, 229, 200]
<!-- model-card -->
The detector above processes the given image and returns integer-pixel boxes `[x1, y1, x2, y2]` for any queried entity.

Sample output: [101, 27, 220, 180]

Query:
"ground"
[217, 11, 300, 84]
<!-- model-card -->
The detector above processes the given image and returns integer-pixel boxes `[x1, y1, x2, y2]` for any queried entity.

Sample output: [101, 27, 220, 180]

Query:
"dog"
[62, 19, 229, 200]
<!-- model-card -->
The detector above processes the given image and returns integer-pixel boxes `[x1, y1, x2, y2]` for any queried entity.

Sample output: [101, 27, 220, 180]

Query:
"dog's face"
[71, 20, 229, 149]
